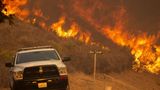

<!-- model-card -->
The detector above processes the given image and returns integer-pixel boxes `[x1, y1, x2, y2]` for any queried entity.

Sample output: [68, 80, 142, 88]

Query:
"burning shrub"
[0, 0, 13, 23]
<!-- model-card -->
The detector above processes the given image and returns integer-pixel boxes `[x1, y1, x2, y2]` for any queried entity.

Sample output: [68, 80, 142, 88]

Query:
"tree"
[0, 0, 13, 24]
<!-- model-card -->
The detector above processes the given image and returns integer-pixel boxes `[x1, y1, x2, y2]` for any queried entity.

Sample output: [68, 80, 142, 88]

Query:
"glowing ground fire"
[1, 0, 29, 20]
[102, 19, 160, 74]
[1, 0, 160, 74]
[1, 0, 92, 44]
[51, 17, 91, 44]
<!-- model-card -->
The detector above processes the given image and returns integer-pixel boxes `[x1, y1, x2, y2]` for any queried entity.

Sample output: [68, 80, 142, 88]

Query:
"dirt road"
[1, 70, 160, 90]
[70, 71, 160, 90]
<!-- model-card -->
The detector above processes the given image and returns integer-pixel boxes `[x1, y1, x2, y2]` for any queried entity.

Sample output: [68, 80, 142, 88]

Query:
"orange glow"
[39, 21, 48, 30]
[1, 1, 101, 45]
[2, 0, 29, 20]
[103, 26, 160, 74]
[2, 0, 160, 74]
[32, 8, 48, 20]
[102, 9, 160, 74]
[33, 8, 43, 18]
[51, 17, 91, 44]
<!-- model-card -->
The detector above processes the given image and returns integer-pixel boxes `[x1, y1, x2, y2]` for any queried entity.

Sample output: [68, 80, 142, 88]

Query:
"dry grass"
[69, 71, 160, 90]
[0, 20, 159, 90]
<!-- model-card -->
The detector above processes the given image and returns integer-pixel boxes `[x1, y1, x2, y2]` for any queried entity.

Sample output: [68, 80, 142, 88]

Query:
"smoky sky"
[27, 0, 160, 34]
[124, 0, 160, 34]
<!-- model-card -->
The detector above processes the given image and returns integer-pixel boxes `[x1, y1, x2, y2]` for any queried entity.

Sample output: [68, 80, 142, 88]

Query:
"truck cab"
[5, 46, 70, 90]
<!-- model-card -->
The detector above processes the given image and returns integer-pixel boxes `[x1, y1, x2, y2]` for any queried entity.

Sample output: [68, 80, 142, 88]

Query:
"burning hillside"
[1, 0, 160, 74]
[50, 16, 91, 44]
[103, 14, 160, 74]
[1, 0, 29, 20]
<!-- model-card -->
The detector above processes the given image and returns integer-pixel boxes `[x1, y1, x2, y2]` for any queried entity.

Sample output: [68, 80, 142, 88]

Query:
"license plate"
[38, 82, 47, 88]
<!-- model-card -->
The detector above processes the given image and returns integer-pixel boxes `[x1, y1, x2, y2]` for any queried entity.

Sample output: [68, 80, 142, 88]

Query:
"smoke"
[2, 0, 160, 33]
[124, 0, 160, 34]
[2, 0, 160, 74]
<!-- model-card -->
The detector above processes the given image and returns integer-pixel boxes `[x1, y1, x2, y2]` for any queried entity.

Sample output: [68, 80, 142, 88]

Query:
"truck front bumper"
[13, 76, 68, 90]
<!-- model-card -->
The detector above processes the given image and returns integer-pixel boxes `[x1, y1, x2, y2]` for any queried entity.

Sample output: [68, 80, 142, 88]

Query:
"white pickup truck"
[5, 46, 70, 90]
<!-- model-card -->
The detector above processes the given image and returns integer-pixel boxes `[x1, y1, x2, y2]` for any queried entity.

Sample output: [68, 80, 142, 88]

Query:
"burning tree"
[0, 0, 13, 23]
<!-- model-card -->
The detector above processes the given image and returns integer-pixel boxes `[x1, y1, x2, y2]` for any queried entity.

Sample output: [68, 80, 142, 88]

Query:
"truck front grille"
[23, 65, 59, 80]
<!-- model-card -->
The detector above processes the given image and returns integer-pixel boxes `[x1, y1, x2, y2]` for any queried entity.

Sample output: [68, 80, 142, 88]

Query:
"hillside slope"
[0, 20, 159, 90]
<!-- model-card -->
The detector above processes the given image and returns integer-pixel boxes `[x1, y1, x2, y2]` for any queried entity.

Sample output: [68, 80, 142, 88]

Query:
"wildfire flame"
[51, 17, 91, 44]
[1, 0, 93, 44]
[2, 0, 160, 74]
[102, 9, 160, 74]
[1, 0, 29, 20]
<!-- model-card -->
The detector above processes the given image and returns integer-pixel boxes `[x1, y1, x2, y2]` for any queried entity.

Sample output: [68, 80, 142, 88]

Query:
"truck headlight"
[59, 67, 67, 75]
[13, 71, 23, 80]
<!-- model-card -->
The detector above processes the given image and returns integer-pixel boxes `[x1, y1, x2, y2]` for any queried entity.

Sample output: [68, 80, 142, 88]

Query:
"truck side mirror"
[5, 63, 14, 67]
[62, 57, 71, 62]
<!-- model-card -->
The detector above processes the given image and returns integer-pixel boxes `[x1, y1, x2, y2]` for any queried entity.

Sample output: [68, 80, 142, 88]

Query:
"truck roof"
[17, 46, 56, 54]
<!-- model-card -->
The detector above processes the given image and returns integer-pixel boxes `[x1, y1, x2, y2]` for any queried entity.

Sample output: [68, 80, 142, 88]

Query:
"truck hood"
[13, 60, 66, 72]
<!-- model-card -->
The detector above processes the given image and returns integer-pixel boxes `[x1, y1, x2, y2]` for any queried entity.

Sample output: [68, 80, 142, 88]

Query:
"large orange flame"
[51, 17, 91, 44]
[102, 8, 160, 74]
[1, 0, 29, 20]
[3, 0, 159, 74]
[1, 0, 93, 44]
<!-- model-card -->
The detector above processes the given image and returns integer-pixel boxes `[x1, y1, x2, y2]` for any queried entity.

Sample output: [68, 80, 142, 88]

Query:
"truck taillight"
[60, 75, 68, 80]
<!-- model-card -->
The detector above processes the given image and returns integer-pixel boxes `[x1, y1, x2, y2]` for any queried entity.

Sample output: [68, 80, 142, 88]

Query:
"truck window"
[16, 50, 60, 64]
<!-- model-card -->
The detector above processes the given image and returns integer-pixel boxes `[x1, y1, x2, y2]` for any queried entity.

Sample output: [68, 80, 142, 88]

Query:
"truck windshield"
[16, 50, 60, 64]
